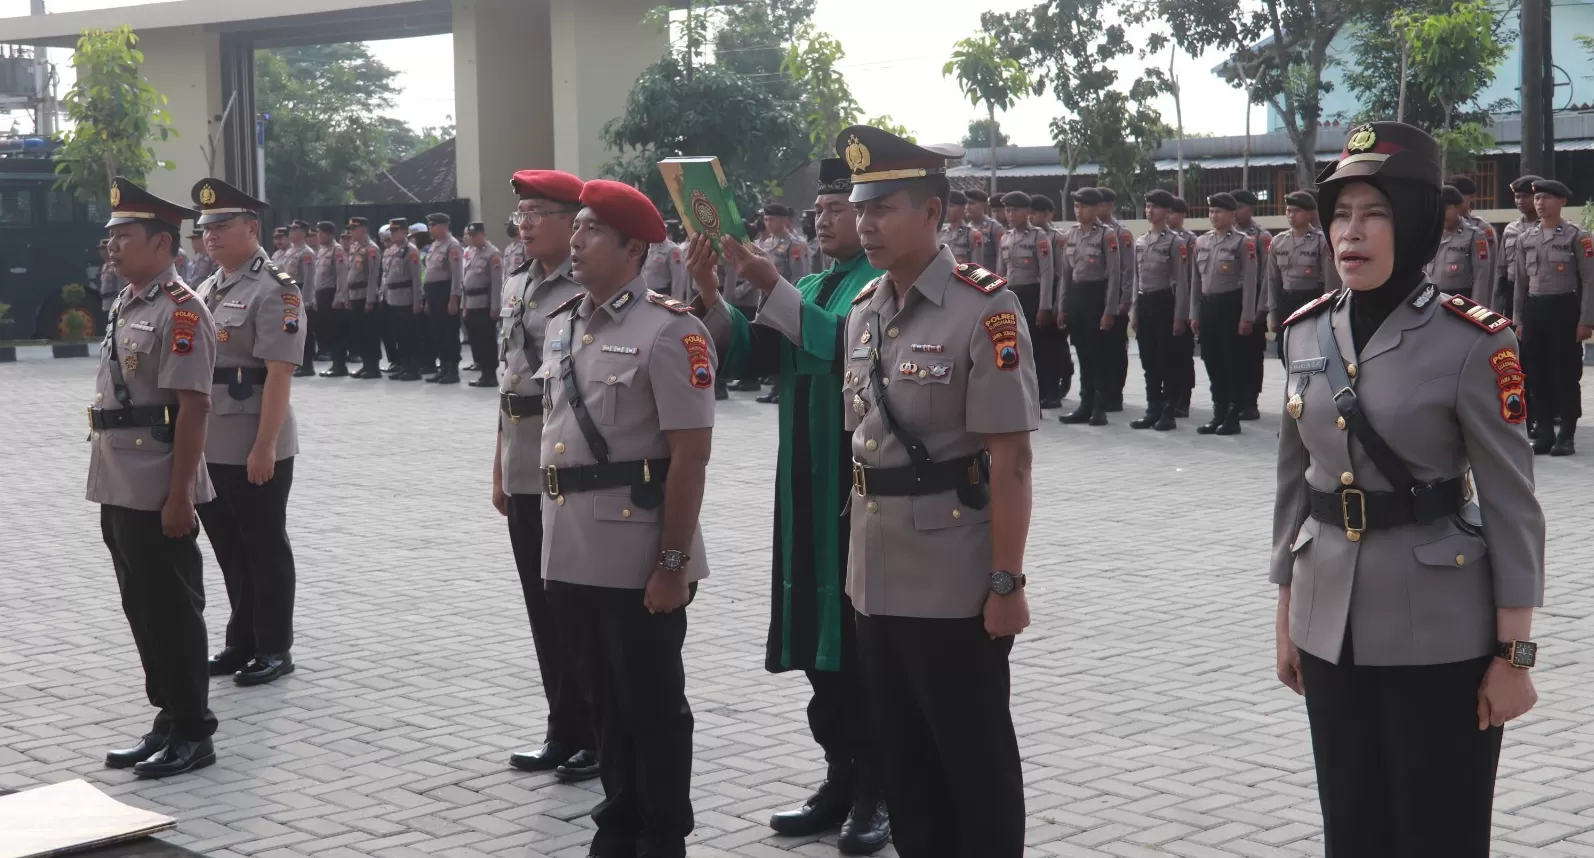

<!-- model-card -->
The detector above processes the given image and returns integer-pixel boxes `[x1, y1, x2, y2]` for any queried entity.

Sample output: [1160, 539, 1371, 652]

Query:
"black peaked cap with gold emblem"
[105, 176, 199, 228]
[192, 177, 268, 226]
[1316, 122, 1442, 194]
[835, 125, 965, 203]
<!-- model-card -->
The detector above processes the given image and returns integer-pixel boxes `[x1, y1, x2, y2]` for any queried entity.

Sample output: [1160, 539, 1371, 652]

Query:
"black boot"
[769, 778, 853, 836]
[319, 363, 349, 378]
[1234, 404, 1261, 421]
[293, 364, 315, 378]
[1102, 393, 1124, 412]
[468, 372, 498, 388]
[437, 362, 461, 384]
[1130, 400, 1162, 430]
[1153, 406, 1177, 431]
[1532, 422, 1556, 455]
[1215, 406, 1242, 435]
[1171, 397, 1191, 418]
[1551, 421, 1577, 456]
[1060, 396, 1094, 424]
[837, 795, 891, 855]
[354, 365, 384, 379]
[1197, 404, 1227, 435]
[1089, 403, 1109, 425]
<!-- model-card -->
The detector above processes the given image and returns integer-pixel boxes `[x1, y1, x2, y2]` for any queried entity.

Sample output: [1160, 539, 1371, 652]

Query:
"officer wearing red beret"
[535, 179, 718, 858]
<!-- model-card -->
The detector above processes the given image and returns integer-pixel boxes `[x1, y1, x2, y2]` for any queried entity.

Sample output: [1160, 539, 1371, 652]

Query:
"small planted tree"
[54, 26, 175, 202]
[943, 35, 1030, 196]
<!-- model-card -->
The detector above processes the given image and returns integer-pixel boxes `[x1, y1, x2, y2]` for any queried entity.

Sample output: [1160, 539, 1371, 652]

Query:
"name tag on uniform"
[850, 347, 872, 360]
[600, 345, 639, 355]
[1289, 357, 1327, 374]
[130, 321, 155, 332]
[549, 340, 563, 352]
[222, 300, 247, 310]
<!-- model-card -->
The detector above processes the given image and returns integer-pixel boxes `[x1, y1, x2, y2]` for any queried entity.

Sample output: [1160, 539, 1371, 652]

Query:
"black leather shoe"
[437, 368, 461, 385]
[1039, 398, 1062, 410]
[1153, 410, 1177, 431]
[235, 653, 294, 686]
[837, 799, 891, 855]
[1088, 407, 1108, 426]
[1235, 405, 1261, 421]
[293, 366, 315, 378]
[1059, 404, 1092, 424]
[133, 737, 215, 779]
[354, 367, 384, 379]
[732, 379, 763, 392]
[1130, 403, 1162, 430]
[1197, 405, 1227, 435]
[395, 370, 422, 382]
[769, 781, 853, 836]
[106, 732, 169, 769]
[714, 384, 730, 401]
[756, 391, 780, 404]
[468, 375, 498, 388]
[1215, 413, 1242, 435]
[425, 371, 443, 383]
[554, 749, 600, 782]
[319, 364, 349, 378]
[463, 363, 478, 372]
[208, 646, 251, 677]
[509, 741, 575, 772]
[1551, 424, 1577, 456]
[382, 362, 403, 373]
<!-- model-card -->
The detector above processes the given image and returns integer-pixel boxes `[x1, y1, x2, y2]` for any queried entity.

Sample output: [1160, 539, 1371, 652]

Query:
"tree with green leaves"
[53, 26, 175, 203]
[1391, 0, 1510, 173]
[784, 26, 863, 161]
[943, 34, 1031, 196]
[962, 118, 1010, 148]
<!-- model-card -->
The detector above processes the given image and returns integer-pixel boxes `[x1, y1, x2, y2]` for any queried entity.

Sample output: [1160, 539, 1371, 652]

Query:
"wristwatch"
[989, 571, 1026, 597]
[1495, 639, 1537, 669]
[658, 549, 689, 573]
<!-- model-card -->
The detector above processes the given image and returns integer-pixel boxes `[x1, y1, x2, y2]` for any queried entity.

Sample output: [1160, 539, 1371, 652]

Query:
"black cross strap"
[104, 301, 133, 408]
[867, 312, 931, 469]
[560, 301, 610, 465]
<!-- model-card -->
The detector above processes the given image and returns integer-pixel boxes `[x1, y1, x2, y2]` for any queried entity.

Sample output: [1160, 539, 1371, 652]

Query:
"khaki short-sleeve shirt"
[498, 257, 586, 495]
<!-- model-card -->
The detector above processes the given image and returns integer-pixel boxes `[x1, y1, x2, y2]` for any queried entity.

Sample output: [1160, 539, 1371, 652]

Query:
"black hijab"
[1324, 176, 1443, 352]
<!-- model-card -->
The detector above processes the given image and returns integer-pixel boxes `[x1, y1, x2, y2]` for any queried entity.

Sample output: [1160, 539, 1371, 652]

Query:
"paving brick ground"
[3, 354, 1594, 858]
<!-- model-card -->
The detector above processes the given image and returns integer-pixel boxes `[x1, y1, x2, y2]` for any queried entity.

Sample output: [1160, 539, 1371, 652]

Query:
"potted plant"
[54, 284, 94, 358]
[0, 301, 14, 363]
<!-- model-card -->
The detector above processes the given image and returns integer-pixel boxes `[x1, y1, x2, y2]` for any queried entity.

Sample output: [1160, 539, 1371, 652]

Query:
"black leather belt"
[465, 287, 491, 296]
[851, 454, 985, 497]
[213, 367, 267, 385]
[543, 458, 669, 497]
[1308, 477, 1467, 537]
[500, 392, 543, 418]
[88, 404, 177, 430]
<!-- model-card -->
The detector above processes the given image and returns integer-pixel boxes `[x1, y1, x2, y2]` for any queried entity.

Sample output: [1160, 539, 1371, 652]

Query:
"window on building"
[1453, 162, 1499, 209]
[45, 189, 77, 223]
[0, 187, 36, 226]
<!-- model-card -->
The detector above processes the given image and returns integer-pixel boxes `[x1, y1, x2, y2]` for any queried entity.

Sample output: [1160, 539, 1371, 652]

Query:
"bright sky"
[1, 0, 1266, 147]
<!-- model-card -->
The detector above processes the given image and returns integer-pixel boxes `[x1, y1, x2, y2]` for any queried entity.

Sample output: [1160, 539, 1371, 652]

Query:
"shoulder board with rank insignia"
[547, 292, 585, 317]
[852, 280, 879, 305]
[160, 281, 193, 304]
[510, 258, 534, 277]
[1280, 289, 1337, 328]
[645, 291, 691, 313]
[954, 262, 1006, 293]
[264, 260, 298, 289]
[1440, 293, 1512, 333]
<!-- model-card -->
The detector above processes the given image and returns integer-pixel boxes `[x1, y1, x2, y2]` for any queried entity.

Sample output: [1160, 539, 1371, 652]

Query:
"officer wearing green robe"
[689, 157, 891, 855]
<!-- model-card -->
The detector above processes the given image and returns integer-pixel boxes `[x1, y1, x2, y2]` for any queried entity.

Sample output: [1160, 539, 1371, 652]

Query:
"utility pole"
[30, 0, 54, 137]
[1520, 0, 1546, 177]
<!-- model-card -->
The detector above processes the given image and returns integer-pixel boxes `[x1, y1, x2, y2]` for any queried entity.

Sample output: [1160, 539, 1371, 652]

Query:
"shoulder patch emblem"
[1582, 235, 1594, 258]
[1106, 232, 1118, 252]
[548, 292, 584, 316]
[852, 281, 879, 305]
[683, 333, 713, 388]
[171, 309, 199, 355]
[646, 291, 691, 313]
[954, 262, 1007, 293]
[1491, 347, 1525, 424]
[972, 230, 983, 246]
[160, 281, 193, 304]
[1245, 238, 1257, 259]
[982, 311, 1022, 371]
[280, 291, 302, 309]
[1281, 290, 1337, 328]
[1441, 293, 1512, 333]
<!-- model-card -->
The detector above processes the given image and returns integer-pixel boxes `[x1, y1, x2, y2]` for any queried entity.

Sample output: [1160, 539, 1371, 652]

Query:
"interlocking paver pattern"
[3, 353, 1593, 857]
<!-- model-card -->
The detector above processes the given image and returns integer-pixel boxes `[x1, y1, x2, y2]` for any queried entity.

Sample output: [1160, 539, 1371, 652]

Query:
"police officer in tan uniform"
[1515, 178, 1594, 456]
[1268, 190, 1339, 328]
[967, 189, 1004, 272]
[760, 203, 815, 286]
[1448, 174, 1498, 284]
[311, 221, 350, 377]
[1496, 175, 1540, 313]
[1056, 187, 1121, 425]
[1230, 189, 1272, 421]
[188, 178, 306, 688]
[1029, 194, 1072, 407]
[1167, 196, 1198, 416]
[1425, 186, 1491, 303]
[838, 124, 1036, 858]
[337, 217, 384, 379]
[421, 212, 466, 384]
[1130, 189, 1188, 431]
[269, 226, 289, 265]
[98, 238, 126, 316]
[1190, 193, 1259, 436]
[1094, 187, 1135, 412]
[186, 230, 216, 286]
[996, 191, 1055, 412]
[285, 221, 318, 378]
[92, 177, 220, 779]
[1273, 121, 1544, 857]
[643, 237, 683, 297]
[383, 218, 425, 381]
[461, 221, 504, 387]
[504, 221, 528, 273]
[494, 170, 599, 781]
[939, 190, 984, 265]
[536, 179, 717, 858]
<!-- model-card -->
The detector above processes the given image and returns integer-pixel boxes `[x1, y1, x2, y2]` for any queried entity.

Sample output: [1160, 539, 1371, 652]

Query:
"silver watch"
[658, 549, 689, 572]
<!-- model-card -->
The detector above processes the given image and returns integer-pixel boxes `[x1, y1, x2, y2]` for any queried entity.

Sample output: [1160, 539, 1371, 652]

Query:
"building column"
[547, 0, 665, 179]
[454, 0, 554, 225]
[135, 25, 223, 204]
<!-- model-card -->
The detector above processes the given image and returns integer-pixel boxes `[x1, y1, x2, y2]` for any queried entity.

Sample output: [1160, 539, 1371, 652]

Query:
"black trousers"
[1238, 308, 1267, 408]
[1198, 291, 1245, 408]
[1106, 311, 1130, 400]
[1299, 646, 1501, 858]
[301, 300, 319, 367]
[1012, 282, 1063, 401]
[464, 307, 497, 378]
[856, 614, 1024, 858]
[549, 581, 695, 858]
[1136, 289, 1179, 404]
[380, 299, 401, 365]
[313, 288, 344, 365]
[506, 494, 595, 748]
[732, 303, 762, 385]
[425, 282, 462, 365]
[346, 297, 382, 369]
[384, 301, 424, 370]
[100, 505, 217, 740]
[1064, 279, 1109, 406]
[197, 458, 297, 654]
[1523, 292, 1583, 423]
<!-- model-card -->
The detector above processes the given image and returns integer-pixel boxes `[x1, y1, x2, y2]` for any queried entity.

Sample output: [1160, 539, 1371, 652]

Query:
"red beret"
[579, 180, 666, 244]
[511, 169, 583, 203]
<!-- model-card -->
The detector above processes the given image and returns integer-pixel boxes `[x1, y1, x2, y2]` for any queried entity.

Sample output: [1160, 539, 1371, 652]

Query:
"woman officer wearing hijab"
[1270, 121, 1546, 856]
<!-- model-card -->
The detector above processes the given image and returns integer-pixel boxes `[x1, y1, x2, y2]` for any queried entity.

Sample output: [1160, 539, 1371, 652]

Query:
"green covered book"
[658, 156, 747, 258]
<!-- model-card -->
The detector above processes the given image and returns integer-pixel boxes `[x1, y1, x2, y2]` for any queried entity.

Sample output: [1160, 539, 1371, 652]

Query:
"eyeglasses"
[511, 207, 577, 226]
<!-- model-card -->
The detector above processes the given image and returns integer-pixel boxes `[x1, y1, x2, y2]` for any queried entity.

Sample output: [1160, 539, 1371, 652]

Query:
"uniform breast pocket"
[1197, 249, 1211, 268]
[1409, 529, 1493, 632]
[213, 308, 249, 344]
[888, 369, 954, 430]
[105, 426, 172, 454]
[910, 494, 992, 532]
[588, 356, 641, 425]
[593, 491, 660, 524]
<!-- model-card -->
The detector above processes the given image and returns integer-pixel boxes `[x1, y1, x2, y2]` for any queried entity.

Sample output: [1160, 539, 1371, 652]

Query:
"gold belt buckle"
[1341, 488, 1366, 542]
[544, 465, 560, 497]
[87, 405, 95, 431]
[851, 462, 868, 497]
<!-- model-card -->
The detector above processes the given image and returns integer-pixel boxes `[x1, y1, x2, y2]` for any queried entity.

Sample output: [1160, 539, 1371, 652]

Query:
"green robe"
[722, 253, 883, 673]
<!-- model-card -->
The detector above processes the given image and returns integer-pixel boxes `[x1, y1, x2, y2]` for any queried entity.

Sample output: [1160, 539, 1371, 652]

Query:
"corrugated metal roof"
[1479, 138, 1594, 155]
[949, 151, 1341, 178]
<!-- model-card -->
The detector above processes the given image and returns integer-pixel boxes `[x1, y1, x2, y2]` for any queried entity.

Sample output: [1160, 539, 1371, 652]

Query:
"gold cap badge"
[844, 135, 871, 173]
[1346, 125, 1377, 153]
[109, 184, 121, 207]
[199, 183, 217, 206]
